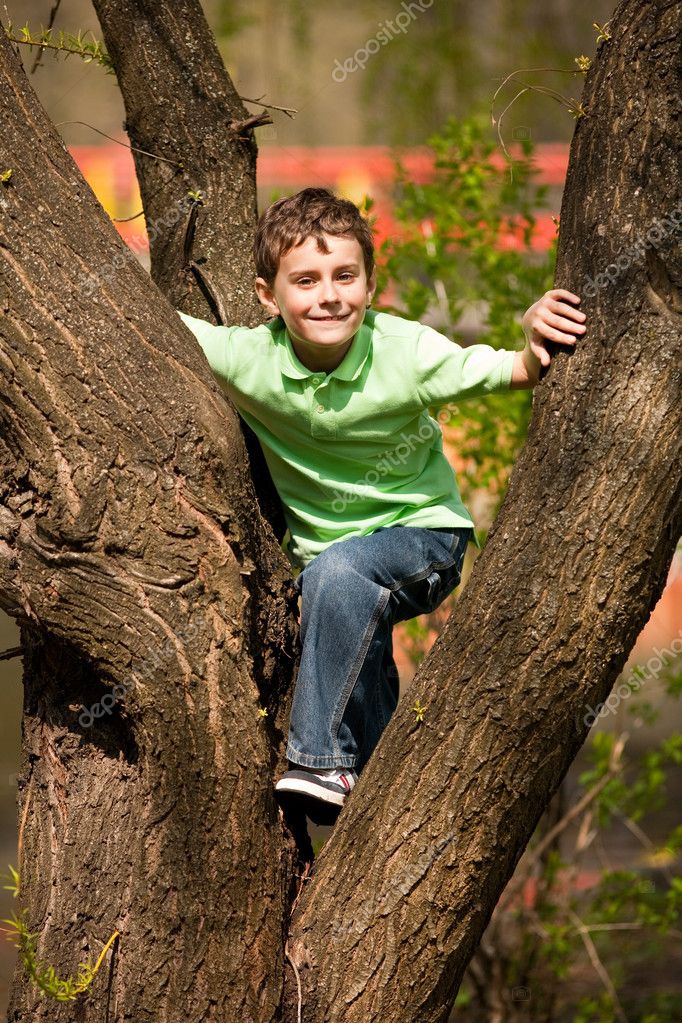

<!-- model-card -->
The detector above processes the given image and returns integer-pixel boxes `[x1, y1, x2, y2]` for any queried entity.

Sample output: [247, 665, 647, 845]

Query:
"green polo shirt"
[178, 309, 516, 569]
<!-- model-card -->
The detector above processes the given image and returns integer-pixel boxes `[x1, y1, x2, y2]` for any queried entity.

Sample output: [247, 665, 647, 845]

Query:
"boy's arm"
[510, 289, 587, 389]
[177, 310, 232, 381]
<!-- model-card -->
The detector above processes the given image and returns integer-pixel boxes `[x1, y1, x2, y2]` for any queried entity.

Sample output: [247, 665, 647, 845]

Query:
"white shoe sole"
[275, 777, 347, 806]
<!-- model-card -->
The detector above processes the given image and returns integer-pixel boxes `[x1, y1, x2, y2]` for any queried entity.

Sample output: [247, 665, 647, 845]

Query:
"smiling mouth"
[309, 313, 350, 321]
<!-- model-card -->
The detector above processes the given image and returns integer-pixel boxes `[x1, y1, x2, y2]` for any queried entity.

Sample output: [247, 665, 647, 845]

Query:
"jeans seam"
[286, 745, 356, 769]
[329, 583, 391, 763]
[385, 557, 455, 593]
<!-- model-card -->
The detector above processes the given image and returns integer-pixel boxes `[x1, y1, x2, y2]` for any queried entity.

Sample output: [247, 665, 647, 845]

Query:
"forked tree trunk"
[1, 1, 680, 1022]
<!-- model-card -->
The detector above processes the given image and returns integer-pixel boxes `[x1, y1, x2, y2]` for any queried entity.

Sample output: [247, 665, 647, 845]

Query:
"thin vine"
[491, 20, 611, 168]
[491, 61, 592, 164]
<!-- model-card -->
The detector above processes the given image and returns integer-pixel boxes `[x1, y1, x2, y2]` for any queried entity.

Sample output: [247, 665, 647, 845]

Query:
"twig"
[568, 908, 629, 1023]
[6, 26, 111, 71]
[582, 922, 642, 932]
[17, 772, 34, 869]
[290, 861, 312, 917]
[91, 930, 120, 976]
[493, 83, 581, 163]
[54, 121, 184, 168]
[283, 860, 312, 1023]
[491, 66, 587, 167]
[492, 86, 532, 163]
[612, 809, 676, 886]
[491, 66, 585, 107]
[30, 0, 62, 74]
[0, 645, 22, 660]
[229, 112, 272, 135]
[240, 94, 297, 118]
[112, 210, 144, 223]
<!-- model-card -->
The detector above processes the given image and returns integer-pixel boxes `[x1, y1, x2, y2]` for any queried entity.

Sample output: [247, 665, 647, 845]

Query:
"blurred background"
[2, 1, 681, 1020]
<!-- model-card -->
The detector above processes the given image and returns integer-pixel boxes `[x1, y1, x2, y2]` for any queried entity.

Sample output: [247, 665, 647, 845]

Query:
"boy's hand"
[513, 289, 587, 388]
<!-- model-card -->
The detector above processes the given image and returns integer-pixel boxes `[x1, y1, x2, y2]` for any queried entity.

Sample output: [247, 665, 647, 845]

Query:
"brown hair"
[254, 187, 375, 285]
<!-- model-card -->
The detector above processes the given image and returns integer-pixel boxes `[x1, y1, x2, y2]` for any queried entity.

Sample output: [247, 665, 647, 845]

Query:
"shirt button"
[312, 377, 321, 386]
[316, 404, 324, 412]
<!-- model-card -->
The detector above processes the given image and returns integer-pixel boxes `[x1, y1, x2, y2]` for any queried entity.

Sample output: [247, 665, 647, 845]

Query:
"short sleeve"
[415, 325, 516, 406]
[177, 311, 233, 382]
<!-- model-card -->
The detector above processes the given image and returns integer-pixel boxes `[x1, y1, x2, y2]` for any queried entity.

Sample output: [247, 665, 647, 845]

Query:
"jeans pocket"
[424, 569, 445, 611]
[426, 530, 470, 608]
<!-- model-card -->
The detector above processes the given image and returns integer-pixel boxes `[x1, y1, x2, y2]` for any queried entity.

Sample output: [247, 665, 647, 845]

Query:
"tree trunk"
[284, 2, 682, 1020]
[91, 0, 286, 539]
[92, 0, 260, 324]
[0, 22, 299, 1022]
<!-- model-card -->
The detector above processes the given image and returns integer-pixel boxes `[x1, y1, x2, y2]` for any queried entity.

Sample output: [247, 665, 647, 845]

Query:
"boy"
[178, 187, 586, 824]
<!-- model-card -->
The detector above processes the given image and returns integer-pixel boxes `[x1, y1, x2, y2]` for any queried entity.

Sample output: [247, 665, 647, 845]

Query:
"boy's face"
[255, 233, 376, 371]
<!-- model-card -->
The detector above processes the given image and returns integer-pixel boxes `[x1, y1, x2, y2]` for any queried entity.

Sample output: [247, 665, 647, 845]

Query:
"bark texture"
[285, 3, 682, 1020]
[0, 23, 299, 1023]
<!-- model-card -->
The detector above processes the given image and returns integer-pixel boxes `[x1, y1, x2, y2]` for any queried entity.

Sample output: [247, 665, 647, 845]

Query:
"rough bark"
[285, 3, 682, 1021]
[0, 22, 299, 1023]
[92, 0, 286, 540]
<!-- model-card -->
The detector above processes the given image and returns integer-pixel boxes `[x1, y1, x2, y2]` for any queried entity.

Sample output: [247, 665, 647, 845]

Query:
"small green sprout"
[257, 706, 268, 719]
[568, 101, 588, 120]
[593, 21, 612, 43]
[412, 698, 427, 724]
[0, 169, 13, 184]
[187, 190, 205, 204]
[574, 55, 592, 72]
[3, 22, 114, 72]
[2, 863, 19, 896]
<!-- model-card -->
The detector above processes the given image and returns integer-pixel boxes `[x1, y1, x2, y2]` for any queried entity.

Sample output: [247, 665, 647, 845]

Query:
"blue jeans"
[287, 525, 472, 774]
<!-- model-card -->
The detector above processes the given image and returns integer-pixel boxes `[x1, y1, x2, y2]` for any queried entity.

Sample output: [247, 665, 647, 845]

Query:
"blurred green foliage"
[375, 113, 555, 523]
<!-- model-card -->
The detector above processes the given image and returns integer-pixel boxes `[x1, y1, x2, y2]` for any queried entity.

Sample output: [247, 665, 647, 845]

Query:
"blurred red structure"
[70, 142, 567, 253]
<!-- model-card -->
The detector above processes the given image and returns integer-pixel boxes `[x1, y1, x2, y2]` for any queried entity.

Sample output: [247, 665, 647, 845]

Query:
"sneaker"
[274, 765, 357, 825]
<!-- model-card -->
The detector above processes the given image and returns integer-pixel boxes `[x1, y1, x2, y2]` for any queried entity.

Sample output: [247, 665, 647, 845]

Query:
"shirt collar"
[276, 312, 373, 382]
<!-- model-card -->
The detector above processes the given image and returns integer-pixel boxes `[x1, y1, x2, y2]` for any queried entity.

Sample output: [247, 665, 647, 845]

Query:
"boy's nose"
[319, 281, 341, 304]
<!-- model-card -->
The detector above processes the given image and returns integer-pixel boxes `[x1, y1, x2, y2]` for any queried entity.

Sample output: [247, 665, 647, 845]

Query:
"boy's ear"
[255, 277, 280, 317]
[366, 271, 377, 307]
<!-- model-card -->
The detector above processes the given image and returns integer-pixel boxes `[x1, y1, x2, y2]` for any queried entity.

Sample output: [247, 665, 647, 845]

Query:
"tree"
[0, 1, 679, 1021]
